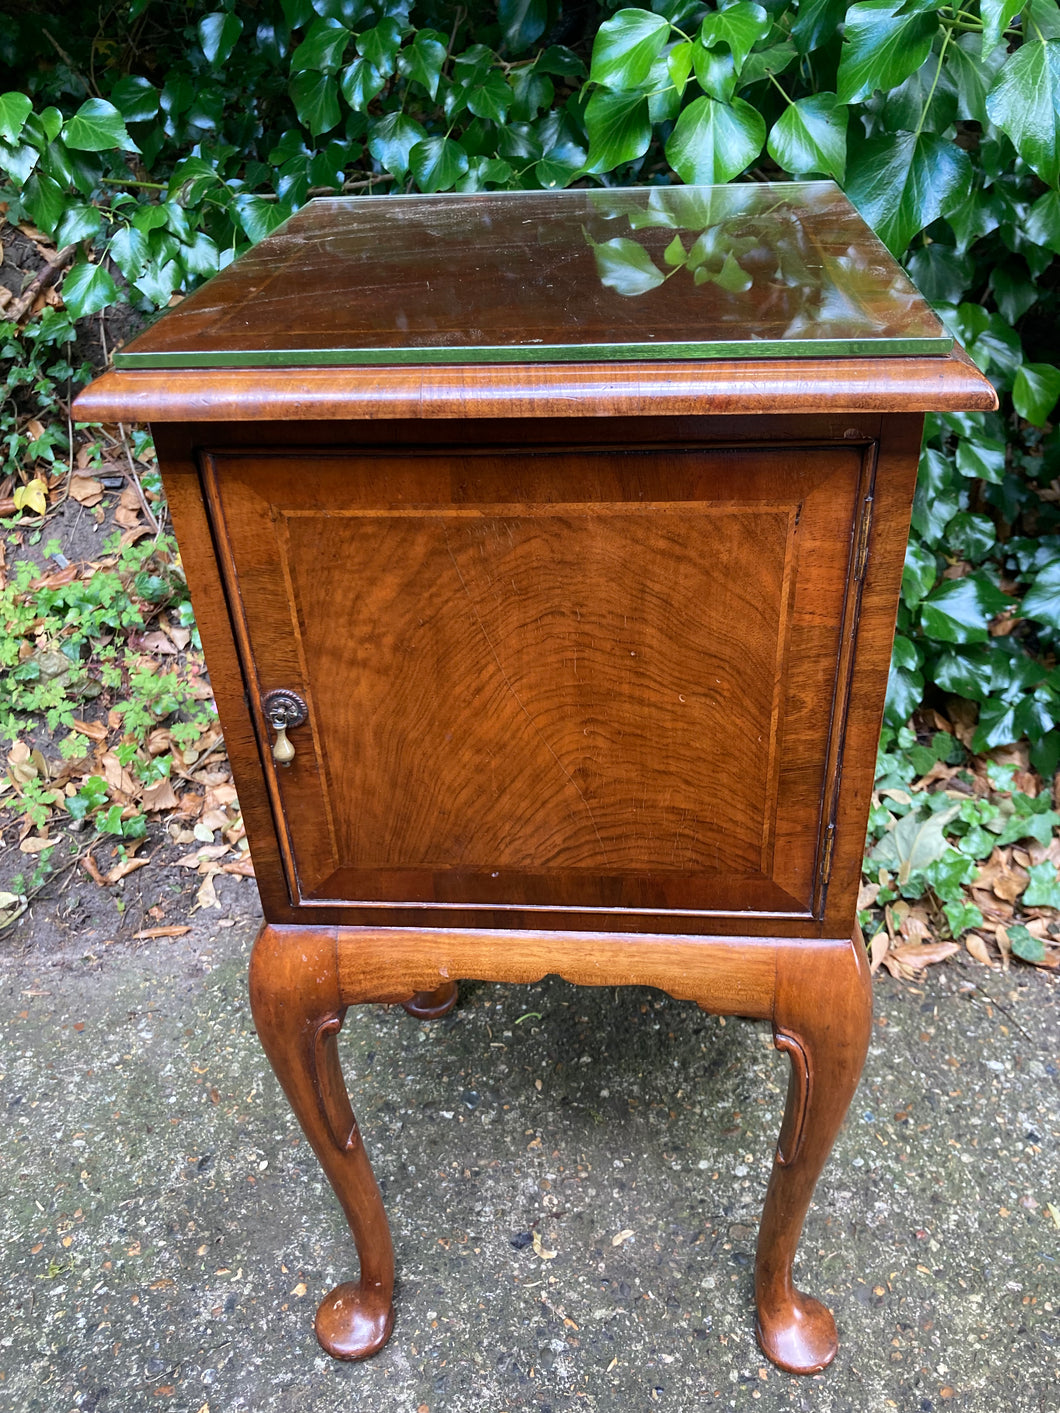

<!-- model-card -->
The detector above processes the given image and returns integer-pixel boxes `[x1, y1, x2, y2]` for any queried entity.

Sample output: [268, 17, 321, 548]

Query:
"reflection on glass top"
[114, 182, 950, 368]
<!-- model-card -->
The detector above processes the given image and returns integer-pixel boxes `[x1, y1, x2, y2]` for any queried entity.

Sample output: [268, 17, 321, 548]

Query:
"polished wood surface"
[111, 184, 947, 368]
[203, 438, 867, 923]
[73, 345, 996, 424]
[250, 921, 868, 1371]
[71, 185, 998, 1376]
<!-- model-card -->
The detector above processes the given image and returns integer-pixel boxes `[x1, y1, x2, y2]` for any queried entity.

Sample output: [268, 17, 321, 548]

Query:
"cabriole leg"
[754, 937, 872, 1374]
[249, 924, 395, 1360]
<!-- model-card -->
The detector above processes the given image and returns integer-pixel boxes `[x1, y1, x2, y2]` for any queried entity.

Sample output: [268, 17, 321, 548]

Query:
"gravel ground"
[1, 890, 1058, 1413]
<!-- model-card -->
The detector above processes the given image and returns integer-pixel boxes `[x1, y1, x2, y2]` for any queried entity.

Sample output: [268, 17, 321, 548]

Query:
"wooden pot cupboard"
[74, 182, 996, 1376]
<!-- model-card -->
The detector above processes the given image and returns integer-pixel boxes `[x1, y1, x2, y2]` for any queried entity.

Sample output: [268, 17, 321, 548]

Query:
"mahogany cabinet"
[74, 182, 996, 1375]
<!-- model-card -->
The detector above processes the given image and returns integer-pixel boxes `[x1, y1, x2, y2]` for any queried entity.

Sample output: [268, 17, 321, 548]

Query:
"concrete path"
[1, 891, 1057, 1412]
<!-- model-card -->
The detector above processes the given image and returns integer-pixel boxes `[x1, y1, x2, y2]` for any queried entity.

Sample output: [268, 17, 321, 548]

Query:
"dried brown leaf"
[68, 475, 104, 506]
[886, 941, 961, 970]
[964, 933, 997, 968]
[71, 718, 108, 743]
[142, 778, 179, 813]
[104, 857, 150, 885]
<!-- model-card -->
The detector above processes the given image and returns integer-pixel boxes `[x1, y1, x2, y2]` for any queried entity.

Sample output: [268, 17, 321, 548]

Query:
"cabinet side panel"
[154, 427, 291, 918]
[822, 413, 923, 931]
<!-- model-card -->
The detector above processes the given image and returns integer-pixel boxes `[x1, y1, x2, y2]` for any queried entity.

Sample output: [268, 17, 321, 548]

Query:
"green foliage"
[2, 0, 1060, 766]
[0, 531, 214, 839]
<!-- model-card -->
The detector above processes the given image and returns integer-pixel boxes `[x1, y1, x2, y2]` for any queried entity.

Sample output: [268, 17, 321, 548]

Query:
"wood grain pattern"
[72, 345, 996, 425]
[203, 439, 868, 925]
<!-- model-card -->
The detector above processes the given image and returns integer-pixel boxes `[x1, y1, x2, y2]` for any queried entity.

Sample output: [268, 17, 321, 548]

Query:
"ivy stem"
[766, 70, 792, 104]
[913, 23, 954, 142]
[99, 178, 166, 189]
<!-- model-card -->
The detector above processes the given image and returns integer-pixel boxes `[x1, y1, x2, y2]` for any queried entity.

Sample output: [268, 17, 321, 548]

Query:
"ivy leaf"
[56, 203, 103, 248]
[836, 0, 938, 105]
[986, 38, 1060, 187]
[409, 135, 469, 192]
[665, 95, 765, 184]
[291, 17, 350, 72]
[108, 225, 149, 281]
[1013, 363, 1060, 426]
[870, 803, 960, 886]
[1026, 189, 1060, 255]
[401, 31, 447, 100]
[583, 88, 652, 173]
[134, 257, 181, 307]
[232, 194, 290, 243]
[792, 0, 846, 55]
[0, 91, 32, 144]
[357, 18, 403, 77]
[339, 58, 385, 111]
[697, 2, 770, 75]
[499, 0, 550, 51]
[691, 42, 737, 103]
[63, 98, 138, 153]
[945, 511, 997, 562]
[290, 71, 341, 135]
[536, 139, 586, 188]
[0, 140, 37, 185]
[62, 260, 119, 318]
[1021, 561, 1060, 633]
[589, 9, 671, 88]
[955, 435, 1006, 483]
[466, 71, 512, 124]
[22, 172, 65, 237]
[589, 236, 666, 296]
[1022, 862, 1060, 910]
[198, 12, 243, 66]
[919, 574, 1011, 644]
[981, 0, 1025, 59]
[368, 112, 427, 178]
[109, 75, 159, 123]
[846, 131, 971, 255]
[767, 93, 847, 181]
[885, 634, 924, 726]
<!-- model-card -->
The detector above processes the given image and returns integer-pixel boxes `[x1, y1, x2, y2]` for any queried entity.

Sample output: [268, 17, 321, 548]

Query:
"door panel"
[203, 442, 869, 924]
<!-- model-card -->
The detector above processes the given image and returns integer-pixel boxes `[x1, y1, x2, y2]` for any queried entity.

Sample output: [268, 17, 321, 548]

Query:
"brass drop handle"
[262, 689, 307, 767]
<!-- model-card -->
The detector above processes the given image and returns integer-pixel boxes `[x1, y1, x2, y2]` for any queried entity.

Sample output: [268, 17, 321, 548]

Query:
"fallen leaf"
[105, 857, 150, 885]
[222, 859, 255, 878]
[532, 1230, 557, 1260]
[142, 779, 179, 812]
[869, 930, 889, 975]
[81, 855, 106, 886]
[133, 926, 192, 939]
[193, 869, 222, 910]
[0, 892, 28, 931]
[68, 475, 104, 506]
[964, 933, 997, 968]
[886, 941, 960, 971]
[71, 718, 108, 742]
[291, 1282, 307, 1297]
[19, 835, 57, 854]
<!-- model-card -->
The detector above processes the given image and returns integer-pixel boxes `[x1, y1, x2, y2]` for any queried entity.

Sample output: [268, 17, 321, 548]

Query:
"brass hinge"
[853, 495, 874, 581]
[821, 821, 836, 886]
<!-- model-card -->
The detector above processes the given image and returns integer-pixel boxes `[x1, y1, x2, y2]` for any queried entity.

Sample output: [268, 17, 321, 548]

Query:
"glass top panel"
[114, 182, 950, 368]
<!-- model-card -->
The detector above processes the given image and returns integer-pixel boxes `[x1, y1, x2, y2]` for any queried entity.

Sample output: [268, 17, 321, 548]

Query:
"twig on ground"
[118, 422, 161, 536]
[9, 245, 77, 324]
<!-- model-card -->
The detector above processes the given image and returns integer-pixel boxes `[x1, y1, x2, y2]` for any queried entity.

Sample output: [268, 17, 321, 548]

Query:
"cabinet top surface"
[113, 181, 951, 369]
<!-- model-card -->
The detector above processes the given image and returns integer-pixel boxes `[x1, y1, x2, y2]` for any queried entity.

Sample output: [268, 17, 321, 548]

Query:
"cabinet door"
[203, 440, 871, 928]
